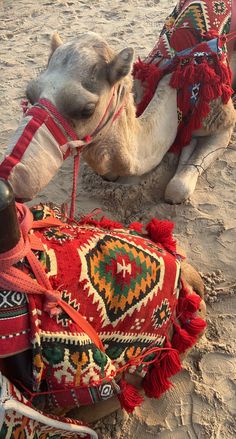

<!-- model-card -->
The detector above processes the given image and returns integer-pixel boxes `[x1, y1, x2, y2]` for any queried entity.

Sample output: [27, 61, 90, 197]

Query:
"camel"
[1, 3, 236, 207]
[0, 6, 211, 433]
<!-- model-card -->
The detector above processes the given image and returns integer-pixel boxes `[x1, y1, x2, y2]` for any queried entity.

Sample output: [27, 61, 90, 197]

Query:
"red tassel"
[118, 379, 144, 413]
[79, 216, 124, 230]
[183, 317, 207, 337]
[221, 84, 233, 104]
[172, 323, 196, 354]
[178, 293, 201, 321]
[202, 84, 216, 101]
[184, 293, 201, 311]
[160, 341, 182, 378]
[170, 63, 184, 89]
[129, 221, 144, 234]
[180, 126, 193, 146]
[143, 365, 172, 399]
[133, 60, 165, 116]
[146, 218, 176, 253]
[183, 63, 195, 83]
[198, 99, 210, 118]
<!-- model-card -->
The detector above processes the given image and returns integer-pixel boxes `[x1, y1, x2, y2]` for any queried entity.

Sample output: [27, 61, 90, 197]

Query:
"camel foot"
[164, 173, 198, 204]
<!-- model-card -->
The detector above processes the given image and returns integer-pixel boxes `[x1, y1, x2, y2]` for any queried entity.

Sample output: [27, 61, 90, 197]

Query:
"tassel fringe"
[143, 365, 172, 399]
[141, 281, 206, 401]
[133, 35, 233, 154]
[118, 379, 144, 413]
[146, 218, 176, 253]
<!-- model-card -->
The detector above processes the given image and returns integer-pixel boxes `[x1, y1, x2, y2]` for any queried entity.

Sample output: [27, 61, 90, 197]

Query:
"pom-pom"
[172, 323, 196, 354]
[146, 218, 176, 253]
[183, 317, 207, 337]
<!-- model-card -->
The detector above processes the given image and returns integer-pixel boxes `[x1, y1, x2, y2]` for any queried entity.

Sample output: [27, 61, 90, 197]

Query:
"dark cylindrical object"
[0, 179, 20, 253]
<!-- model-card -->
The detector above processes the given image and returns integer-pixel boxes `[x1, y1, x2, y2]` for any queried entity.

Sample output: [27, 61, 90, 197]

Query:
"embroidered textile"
[0, 372, 97, 439]
[0, 203, 206, 418]
[0, 204, 181, 410]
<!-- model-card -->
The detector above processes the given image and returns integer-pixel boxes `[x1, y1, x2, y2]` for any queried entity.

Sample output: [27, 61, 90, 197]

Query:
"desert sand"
[0, 0, 235, 438]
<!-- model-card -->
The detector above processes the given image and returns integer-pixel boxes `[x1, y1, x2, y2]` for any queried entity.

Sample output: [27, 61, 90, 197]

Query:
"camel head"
[27, 32, 134, 135]
[27, 32, 135, 174]
[0, 33, 135, 200]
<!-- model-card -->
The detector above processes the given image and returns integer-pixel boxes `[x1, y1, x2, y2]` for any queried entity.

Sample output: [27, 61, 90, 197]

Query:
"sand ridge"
[0, 0, 235, 438]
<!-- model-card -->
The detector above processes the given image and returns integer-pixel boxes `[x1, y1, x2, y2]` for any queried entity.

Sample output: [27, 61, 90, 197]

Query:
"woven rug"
[0, 204, 206, 417]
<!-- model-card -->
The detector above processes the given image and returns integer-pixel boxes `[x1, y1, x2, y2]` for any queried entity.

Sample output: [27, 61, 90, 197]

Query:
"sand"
[0, 0, 235, 438]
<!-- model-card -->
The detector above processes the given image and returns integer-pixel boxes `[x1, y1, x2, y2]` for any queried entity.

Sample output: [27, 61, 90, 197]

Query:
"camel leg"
[67, 395, 121, 424]
[164, 127, 233, 203]
[181, 261, 204, 298]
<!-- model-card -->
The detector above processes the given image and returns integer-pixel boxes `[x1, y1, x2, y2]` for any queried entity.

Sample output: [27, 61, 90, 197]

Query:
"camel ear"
[50, 32, 63, 53]
[107, 48, 134, 84]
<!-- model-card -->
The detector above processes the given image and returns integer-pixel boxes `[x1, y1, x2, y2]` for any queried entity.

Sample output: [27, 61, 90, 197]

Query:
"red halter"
[23, 85, 126, 218]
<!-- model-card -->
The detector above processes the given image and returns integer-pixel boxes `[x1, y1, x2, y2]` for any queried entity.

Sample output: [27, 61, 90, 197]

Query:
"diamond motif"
[78, 234, 164, 326]
[152, 299, 171, 329]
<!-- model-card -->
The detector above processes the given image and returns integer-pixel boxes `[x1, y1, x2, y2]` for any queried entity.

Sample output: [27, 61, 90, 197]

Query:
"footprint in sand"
[200, 352, 236, 417]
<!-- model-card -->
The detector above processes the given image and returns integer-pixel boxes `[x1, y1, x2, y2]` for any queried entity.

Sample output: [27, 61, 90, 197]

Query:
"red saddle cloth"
[0, 204, 206, 414]
[134, 0, 233, 153]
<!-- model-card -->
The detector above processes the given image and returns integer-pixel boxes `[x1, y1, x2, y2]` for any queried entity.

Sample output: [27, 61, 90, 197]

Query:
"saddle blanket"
[134, 0, 233, 152]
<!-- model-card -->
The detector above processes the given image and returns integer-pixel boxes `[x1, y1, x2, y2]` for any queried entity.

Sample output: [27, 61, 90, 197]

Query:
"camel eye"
[80, 102, 96, 118]
[91, 64, 99, 81]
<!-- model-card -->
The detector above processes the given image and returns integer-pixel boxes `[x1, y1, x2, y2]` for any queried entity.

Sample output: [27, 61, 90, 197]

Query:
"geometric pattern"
[0, 203, 181, 411]
[0, 290, 30, 356]
[56, 290, 80, 327]
[0, 290, 27, 308]
[175, 3, 210, 34]
[0, 373, 96, 439]
[152, 299, 171, 329]
[139, 0, 233, 155]
[80, 234, 164, 326]
[44, 227, 73, 243]
[147, 0, 232, 63]
[213, 1, 226, 15]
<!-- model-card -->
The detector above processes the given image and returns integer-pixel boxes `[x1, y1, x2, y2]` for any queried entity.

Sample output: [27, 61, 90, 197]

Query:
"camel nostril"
[101, 173, 119, 182]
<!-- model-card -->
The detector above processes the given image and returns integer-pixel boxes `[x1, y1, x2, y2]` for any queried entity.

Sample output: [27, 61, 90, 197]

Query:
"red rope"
[69, 151, 81, 220]
[14, 345, 176, 404]
[0, 203, 105, 351]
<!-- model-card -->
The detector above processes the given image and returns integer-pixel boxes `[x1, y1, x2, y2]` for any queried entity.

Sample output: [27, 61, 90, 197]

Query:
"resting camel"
[0, 4, 212, 435]
[1, 0, 235, 204]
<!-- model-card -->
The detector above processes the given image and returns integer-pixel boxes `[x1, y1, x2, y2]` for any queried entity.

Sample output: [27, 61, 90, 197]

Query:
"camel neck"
[112, 75, 178, 176]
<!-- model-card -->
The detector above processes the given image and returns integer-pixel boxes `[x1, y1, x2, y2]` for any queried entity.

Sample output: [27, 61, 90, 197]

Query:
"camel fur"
[22, 26, 236, 203]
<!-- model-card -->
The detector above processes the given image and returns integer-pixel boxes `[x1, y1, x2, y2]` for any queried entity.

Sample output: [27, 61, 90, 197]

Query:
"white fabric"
[2, 119, 66, 199]
[0, 372, 98, 439]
